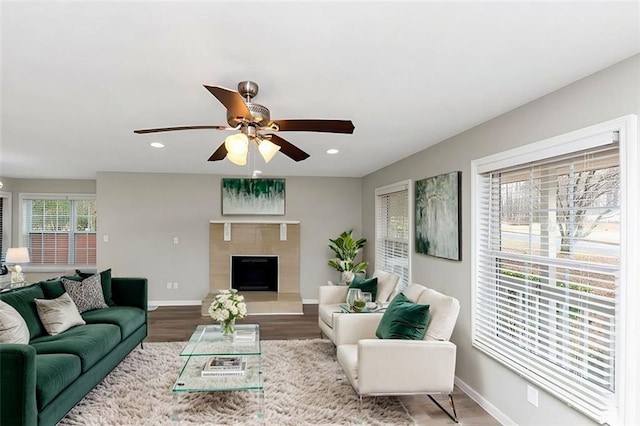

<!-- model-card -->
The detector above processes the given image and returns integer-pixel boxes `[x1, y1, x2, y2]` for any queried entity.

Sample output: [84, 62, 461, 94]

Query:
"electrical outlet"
[166, 282, 172, 290]
[173, 282, 179, 290]
[173, 237, 179, 244]
[103, 235, 109, 242]
[527, 385, 539, 407]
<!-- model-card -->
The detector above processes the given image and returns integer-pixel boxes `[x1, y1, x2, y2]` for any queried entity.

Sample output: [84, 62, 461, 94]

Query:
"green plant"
[327, 229, 368, 273]
[352, 299, 366, 312]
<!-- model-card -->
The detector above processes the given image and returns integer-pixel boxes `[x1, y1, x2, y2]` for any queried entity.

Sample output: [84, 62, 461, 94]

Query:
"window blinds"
[21, 195, 97, 266]
[375, 181, 410, 291]
[474, 141, 620, 423]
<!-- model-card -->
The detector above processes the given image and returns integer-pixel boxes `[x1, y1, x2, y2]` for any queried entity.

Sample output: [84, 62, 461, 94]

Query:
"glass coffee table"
[172, 324, 263, 421]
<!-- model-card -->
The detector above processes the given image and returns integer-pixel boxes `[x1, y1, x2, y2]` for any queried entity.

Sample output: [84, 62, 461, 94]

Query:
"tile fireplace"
[202, 221, 303, 315]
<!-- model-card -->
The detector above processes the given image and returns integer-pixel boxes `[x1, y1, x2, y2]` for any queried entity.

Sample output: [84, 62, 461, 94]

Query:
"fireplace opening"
[230, 255, 278, 292]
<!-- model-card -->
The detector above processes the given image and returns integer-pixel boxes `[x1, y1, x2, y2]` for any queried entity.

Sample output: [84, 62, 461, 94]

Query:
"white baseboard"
[454, 376, 516, 425]
[148, 300, 202, 307]
[303, 298, 318, 304]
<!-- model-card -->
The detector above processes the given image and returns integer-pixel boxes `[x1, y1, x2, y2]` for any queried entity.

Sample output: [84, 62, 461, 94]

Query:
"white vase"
[341, 270, 355, 284]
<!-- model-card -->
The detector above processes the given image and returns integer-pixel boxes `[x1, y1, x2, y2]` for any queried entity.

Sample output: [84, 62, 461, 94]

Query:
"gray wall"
[361, 54, 639, 425]
[96, 172, 362, 303]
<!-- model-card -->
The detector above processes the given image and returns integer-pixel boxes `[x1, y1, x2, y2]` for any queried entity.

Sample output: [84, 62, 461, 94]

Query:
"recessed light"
[150, 142, 165, 148]
[326, 149, 339, 154]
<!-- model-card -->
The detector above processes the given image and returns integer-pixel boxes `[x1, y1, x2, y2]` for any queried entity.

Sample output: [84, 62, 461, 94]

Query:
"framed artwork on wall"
[222, 178, 286, 215]
[415, 171, 461, 261]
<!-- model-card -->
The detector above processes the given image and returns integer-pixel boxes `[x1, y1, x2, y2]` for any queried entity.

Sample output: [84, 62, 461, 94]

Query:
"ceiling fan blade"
[208, 142, 227, 161]
[134, 125, 228, 134]
[267, 119, 355, 134]
[203, 85, 252, 120]
[267, 134, 310, 162]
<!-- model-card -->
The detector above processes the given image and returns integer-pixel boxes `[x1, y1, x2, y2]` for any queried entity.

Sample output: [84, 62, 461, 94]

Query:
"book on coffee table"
[201, 356, 246, 377]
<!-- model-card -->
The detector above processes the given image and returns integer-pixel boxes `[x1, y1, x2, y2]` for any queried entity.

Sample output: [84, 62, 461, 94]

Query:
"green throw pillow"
[73, 269, 114, 306]
[375, 292, 431, 340]
[348, 276, 378, 301]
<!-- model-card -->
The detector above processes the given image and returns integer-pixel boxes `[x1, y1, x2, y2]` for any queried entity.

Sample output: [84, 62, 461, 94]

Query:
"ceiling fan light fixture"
[258, 139, 281, 163]
[227, 151, 247, 165]
[224, 133, 249, 156]
[224, 133, 249, 165]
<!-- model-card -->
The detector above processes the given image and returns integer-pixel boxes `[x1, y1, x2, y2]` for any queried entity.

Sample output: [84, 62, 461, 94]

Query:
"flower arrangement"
[208, 289, 247, 336]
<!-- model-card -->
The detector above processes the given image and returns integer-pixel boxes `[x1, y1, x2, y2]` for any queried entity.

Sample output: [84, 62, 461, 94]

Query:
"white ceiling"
[1, 1, 639, 180]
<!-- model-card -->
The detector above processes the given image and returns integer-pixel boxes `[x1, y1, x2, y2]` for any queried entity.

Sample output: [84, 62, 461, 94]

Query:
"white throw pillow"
[34, 293, 86, 335]
[0, 300, 30, 344]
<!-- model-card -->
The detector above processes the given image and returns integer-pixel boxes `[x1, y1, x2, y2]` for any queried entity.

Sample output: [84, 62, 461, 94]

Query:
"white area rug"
[58, 339, 415, 425]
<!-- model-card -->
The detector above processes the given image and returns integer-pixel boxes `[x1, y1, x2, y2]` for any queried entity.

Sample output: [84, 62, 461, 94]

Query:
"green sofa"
[0, 275, 148, 426]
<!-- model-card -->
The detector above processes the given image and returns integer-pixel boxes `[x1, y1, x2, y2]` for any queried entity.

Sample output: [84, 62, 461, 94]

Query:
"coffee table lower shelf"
[171, 324, 264, 423]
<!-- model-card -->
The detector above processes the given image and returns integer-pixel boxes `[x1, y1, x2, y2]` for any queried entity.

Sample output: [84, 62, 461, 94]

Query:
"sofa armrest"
[111, 277, 148, 312]
[333, 312, 383, 345]
[319, 285, 349, 305]
[0, 344, 38, 426]
[357, 339, 457, 395]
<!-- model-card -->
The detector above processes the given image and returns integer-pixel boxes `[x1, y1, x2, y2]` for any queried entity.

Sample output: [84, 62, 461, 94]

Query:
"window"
[472, 116, 638, 424]
[20, 194, 97, 266]
[375, 180, 411, 292]
[0, 191, 11, 260]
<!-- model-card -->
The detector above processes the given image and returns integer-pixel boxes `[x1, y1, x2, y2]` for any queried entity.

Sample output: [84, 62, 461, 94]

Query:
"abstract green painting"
[415, 171, 461, 260]
[222, 178, 286, 215]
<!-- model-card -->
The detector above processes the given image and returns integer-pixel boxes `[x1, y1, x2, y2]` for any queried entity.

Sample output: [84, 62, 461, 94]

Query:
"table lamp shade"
[6, 247, 30, 264]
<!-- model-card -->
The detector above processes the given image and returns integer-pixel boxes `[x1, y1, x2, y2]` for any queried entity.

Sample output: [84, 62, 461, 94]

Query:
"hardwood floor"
[147, 305, 500, 425]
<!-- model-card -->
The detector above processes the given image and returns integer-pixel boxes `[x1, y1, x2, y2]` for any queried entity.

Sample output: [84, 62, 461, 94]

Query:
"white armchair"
[335, 283, 461, 422]
[318, 270, 400, 344]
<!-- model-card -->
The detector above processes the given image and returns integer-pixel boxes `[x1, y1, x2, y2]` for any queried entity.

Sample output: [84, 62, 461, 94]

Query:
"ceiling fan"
[133, 81, 355, 165]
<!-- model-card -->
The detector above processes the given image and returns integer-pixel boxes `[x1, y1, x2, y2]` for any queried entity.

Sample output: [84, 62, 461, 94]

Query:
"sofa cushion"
[74, 269, 114, 307]
[30, 323, 121, 372]
[376, 293, 430, 340]
[62, 276, 108, 313]
[35, 353, 82, 409]
[403, 283, 428, 303]
[0, 285, 46, 339]
[39, 274, 84, 299]
[34, 293, 86, 336]
[373, 270, 400, 303]
[348, 276, 378, 301]
[416, 288, 460, 341]
[82, 306, 146, 339]
[318, 303, 343, 329]
[0, 300, 30, 344]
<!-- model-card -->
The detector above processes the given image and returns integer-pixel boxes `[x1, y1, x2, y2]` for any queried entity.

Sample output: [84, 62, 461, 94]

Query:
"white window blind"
[375, 181, 411, 292]
[474, 137, 620, 423]
[20, 194, 97, 266]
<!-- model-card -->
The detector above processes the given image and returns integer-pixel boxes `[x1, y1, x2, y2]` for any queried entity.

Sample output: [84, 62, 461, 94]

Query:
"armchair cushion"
[348, 276, 378, 301]
[375, 292, 430, 340]
[417, 288, 460, 341]
[373, 269, 400, 303]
